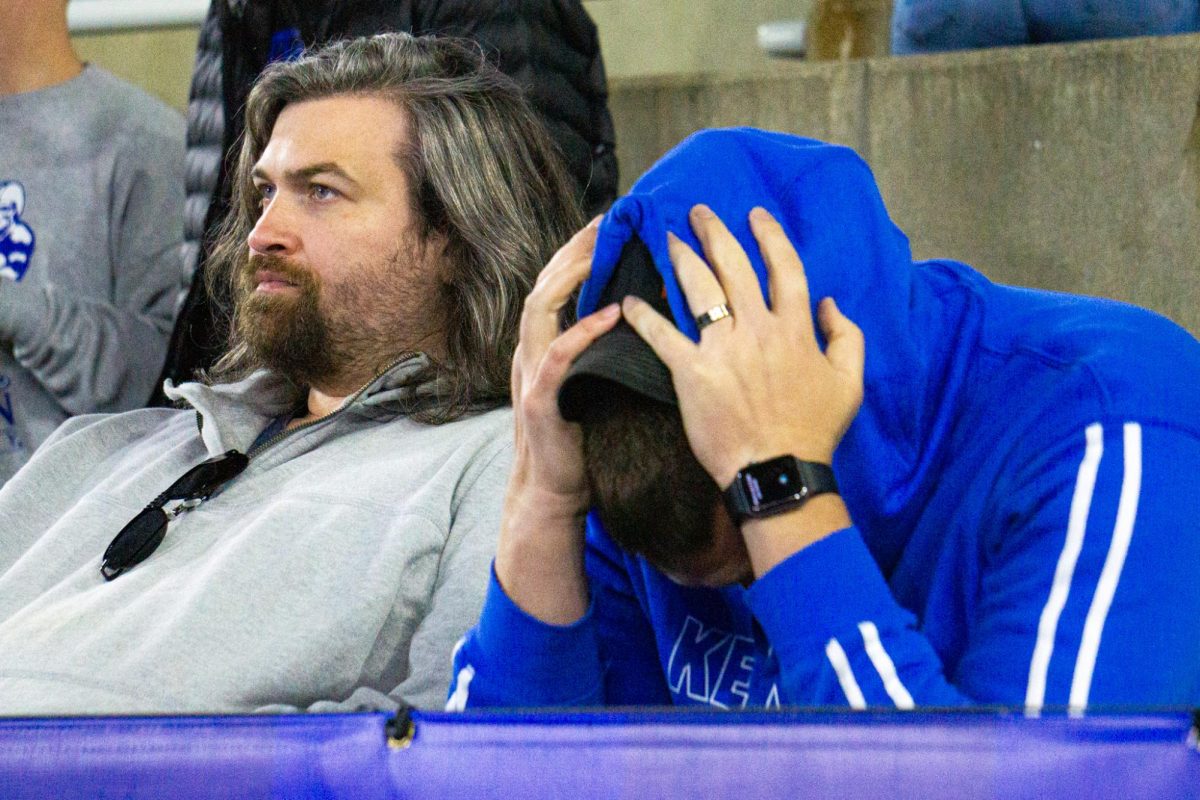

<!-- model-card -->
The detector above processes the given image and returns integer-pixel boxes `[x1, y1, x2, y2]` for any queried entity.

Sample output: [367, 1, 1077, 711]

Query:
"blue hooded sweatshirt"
[450, 129, 1200, 712]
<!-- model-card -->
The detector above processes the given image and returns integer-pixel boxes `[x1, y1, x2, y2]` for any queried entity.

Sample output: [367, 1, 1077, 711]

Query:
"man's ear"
[424, 230, 452, 285]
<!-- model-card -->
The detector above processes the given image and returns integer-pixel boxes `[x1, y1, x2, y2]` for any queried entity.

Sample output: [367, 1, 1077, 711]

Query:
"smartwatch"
[723, 455, 839, 523]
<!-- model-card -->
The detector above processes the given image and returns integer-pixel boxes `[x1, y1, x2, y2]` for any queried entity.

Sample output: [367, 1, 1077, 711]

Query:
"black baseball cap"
[557, 236, 679, 421]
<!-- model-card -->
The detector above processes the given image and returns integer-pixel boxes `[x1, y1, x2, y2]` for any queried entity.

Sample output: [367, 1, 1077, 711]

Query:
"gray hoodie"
[0, 356, 511, 713]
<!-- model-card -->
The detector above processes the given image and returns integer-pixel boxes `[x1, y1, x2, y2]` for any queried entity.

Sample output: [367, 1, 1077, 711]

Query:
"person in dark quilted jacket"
[152, 0, 617, 404]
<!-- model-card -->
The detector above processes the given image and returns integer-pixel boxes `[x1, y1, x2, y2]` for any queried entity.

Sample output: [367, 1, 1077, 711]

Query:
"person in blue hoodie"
[449, 128, 1200, 712]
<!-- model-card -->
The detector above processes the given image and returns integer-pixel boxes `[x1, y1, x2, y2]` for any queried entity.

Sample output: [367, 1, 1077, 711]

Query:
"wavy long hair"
[205, 33, 585, 422]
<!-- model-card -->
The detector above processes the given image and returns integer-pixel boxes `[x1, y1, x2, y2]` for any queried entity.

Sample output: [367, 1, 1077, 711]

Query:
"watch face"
[743, 456, 806, 511]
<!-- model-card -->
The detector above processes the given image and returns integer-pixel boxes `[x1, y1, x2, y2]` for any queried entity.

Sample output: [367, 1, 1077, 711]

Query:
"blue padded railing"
[0, 709, 1196, 798]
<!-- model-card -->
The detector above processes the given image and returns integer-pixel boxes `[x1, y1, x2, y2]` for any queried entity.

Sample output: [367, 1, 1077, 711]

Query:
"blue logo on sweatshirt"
[0, 181, 35, 282]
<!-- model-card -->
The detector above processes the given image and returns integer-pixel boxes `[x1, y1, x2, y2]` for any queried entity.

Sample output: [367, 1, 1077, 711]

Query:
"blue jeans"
[892, 0, 1200, 54]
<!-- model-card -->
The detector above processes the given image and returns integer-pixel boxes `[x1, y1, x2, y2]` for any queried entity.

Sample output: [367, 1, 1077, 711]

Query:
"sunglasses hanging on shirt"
[100, 451, 249, 581]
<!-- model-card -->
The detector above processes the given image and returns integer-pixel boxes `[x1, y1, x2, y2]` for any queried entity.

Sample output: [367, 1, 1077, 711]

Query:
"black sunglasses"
[100, 450, 249, 581]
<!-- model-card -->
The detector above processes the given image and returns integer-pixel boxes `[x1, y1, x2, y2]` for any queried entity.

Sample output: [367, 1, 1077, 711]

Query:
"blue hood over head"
[459, 128, 1200, 713]
[581, 128, 961, 566]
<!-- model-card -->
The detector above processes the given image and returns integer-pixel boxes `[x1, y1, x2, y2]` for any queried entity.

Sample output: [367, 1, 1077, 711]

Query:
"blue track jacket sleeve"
[447, 566, 605, 708]
[451, 420, 1200, 710]
[448, 534, 670, 709]
[748, 420, 1200, 710]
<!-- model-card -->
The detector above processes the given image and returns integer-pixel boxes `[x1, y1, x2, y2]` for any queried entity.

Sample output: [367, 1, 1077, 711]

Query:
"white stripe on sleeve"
[858, 621, 915, 709]
[1025, 423, 1105, 715]
[445, 664, 475, 711]
[1070, 422, 1142, 714]
[825, 638, 867, 709]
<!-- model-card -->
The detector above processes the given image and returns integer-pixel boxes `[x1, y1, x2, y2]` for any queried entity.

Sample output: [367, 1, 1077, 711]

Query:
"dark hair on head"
[580, 383, 720, 569]
[204, 32, 584, 422]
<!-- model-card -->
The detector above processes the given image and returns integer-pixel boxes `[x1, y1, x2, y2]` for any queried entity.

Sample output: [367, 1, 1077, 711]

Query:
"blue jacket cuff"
[471, 564, 604, 705]
[745, 527, 902, 657]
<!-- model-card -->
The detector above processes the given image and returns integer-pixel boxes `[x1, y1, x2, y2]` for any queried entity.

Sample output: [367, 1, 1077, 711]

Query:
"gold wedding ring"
[695, 303, 733, 332]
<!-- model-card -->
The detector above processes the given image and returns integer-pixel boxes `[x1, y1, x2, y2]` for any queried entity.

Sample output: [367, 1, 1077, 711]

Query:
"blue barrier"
[0, 710, 1196, 798]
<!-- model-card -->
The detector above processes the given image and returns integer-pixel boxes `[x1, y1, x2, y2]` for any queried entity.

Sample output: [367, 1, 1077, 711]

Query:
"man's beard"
[230, 241, 446, 391]
[233, 251, 429, 390]
[234, 254, 339, 388]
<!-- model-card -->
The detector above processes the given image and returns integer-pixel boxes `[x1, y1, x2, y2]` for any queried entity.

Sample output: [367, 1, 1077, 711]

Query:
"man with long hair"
[154, 0, 617, 406]
[0, 33, 583, 714]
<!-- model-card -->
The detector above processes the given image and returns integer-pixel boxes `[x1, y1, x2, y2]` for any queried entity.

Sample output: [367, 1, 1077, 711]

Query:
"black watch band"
[723, 456, 839, 523]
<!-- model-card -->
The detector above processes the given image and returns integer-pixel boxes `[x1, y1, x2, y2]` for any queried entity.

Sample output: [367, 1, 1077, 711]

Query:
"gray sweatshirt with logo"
[0, 357, 511, 713]
[0, 65, 186, 486]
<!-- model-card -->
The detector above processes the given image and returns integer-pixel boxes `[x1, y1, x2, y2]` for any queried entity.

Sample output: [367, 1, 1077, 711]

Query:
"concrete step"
[609, 33, 1200, 336]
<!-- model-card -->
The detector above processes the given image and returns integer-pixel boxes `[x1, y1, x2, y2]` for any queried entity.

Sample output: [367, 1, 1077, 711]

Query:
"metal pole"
[67, 0, 209, 34]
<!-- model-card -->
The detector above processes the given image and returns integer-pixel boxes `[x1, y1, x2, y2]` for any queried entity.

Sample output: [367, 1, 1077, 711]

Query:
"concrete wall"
[68, 12, 1200, 336]
[69, 0, 817, 112]
[72, 26, 198, 112]
[609, 33, 1200, 336]
[587, 0, 812, 79]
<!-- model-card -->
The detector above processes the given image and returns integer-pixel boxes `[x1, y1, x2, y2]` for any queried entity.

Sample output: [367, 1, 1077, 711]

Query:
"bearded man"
[0, 33, 582, 714]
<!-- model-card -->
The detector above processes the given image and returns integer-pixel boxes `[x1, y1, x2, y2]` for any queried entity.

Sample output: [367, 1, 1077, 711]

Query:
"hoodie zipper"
[243, 352, 422, 460]
[189, 352, 422, 463]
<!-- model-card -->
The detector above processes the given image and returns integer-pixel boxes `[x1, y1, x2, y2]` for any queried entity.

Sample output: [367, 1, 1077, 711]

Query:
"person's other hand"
[496, 218, 619, 624]
[622, 205, 864, 489]
[507, 218, 620, 520]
